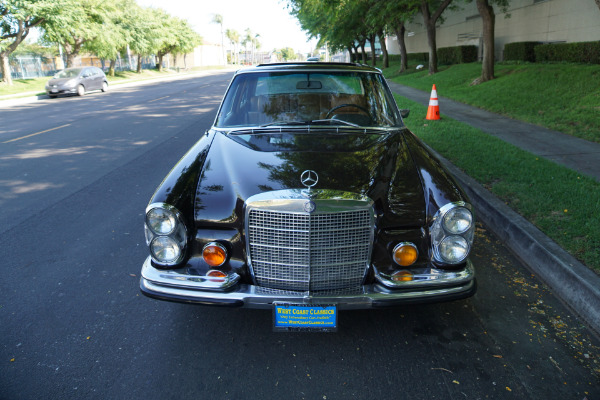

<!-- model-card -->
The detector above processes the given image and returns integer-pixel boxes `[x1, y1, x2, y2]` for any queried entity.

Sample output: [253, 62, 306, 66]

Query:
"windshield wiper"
[309, 118, 360, 127]
[259, 121, 309, 127]
[226, 119, 388, 136]
[259, 119, 361, 128]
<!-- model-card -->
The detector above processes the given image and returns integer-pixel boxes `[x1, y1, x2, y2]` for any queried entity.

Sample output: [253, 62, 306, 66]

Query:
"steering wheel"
[325, 103, 371, 119]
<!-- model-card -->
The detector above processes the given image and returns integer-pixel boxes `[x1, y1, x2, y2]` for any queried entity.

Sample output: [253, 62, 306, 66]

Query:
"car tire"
[77, 84, 85, 96]
[101, 81, 108, 92]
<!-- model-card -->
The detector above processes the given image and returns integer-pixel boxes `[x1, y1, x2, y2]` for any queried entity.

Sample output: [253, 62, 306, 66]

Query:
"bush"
[503, 42, 540, 62]
[387, 53, 428, 63]
[437, 46, 478, 65]
[535, 41, 600, 64]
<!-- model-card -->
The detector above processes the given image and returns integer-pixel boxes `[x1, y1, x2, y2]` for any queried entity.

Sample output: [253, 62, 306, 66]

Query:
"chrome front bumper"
[140, 257, 476, 309]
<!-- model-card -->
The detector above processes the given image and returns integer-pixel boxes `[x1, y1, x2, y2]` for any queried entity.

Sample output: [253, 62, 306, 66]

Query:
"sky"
[136, 0, 319, 54]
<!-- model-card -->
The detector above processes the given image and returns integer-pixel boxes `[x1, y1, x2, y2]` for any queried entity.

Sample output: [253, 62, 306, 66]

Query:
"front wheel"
[77, 84, 85, 96]
[101, 81, 108, 92]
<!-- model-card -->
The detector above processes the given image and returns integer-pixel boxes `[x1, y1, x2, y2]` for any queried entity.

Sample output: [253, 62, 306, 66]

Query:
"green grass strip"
[384, 62, 600, 143]
[395, 94, 600, 272]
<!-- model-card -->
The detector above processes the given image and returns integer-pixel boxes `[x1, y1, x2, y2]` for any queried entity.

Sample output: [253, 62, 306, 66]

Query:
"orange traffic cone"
[426, 84, 440, 120]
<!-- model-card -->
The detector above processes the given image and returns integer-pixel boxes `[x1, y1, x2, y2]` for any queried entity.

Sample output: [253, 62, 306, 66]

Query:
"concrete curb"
[428, 145, 600, 335]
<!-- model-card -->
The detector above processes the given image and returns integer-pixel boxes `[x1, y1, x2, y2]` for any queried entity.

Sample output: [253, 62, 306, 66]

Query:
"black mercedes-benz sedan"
[140, 62, 476, 331]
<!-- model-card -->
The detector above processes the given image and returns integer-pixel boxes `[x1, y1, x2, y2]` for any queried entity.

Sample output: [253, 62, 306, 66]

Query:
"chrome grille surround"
[245, 189, 375, 292]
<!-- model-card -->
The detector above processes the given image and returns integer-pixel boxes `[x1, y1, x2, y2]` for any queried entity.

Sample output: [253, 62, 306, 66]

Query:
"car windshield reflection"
[215, 71, 402, 128]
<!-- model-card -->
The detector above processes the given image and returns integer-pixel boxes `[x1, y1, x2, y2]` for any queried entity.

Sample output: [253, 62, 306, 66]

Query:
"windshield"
[215, 70, 402, 128]
[55, 69, 82, 79]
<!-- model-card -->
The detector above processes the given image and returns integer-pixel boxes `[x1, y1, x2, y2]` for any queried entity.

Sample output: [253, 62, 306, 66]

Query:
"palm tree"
[212, 14, 225, 65]
[225, 28, 240, 64]
[252, 33, 261, 64]
[243, 28, 253, 65]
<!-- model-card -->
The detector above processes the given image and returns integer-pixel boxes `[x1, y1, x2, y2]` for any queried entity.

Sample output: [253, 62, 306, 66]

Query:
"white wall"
[191, 44, 226, 67]
[387, 0, 600, 60]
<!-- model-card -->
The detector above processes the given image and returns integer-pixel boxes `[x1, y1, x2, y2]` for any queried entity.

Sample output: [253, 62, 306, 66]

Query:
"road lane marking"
[2, 124, 72, 144]
[148, 95, 170, 103]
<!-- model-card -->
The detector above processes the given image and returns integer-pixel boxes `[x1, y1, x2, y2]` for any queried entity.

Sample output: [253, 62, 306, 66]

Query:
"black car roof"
[236, 62, 382, 74]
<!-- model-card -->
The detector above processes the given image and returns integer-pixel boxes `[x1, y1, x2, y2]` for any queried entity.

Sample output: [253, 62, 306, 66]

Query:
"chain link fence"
[1, 54, 158, 80]
[3, 55, 58, 79]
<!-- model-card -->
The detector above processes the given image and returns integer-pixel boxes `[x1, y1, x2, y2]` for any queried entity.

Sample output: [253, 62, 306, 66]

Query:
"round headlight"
[438, 236, 469, 263]
[150, 236, 181, 263]
[442, 207, 472, 234]
[146, 208, 177, 235]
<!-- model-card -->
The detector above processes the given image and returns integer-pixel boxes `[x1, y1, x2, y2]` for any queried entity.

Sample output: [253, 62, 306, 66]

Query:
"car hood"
[194, 129, 426, 229]
[47, 77, 78, 86]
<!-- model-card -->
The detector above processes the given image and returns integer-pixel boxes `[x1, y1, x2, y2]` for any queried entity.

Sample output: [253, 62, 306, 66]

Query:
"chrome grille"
[247, 205, 373, 291]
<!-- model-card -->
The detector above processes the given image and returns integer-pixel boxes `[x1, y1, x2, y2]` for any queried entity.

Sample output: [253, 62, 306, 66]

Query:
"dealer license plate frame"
[273, 303, 338, 332]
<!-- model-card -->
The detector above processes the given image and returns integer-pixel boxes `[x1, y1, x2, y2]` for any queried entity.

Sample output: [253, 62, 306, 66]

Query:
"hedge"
[388, 53, 428, 63]
[388, 47, 476, 66]
[504, 41, 540, 62]
[535, 41, 600, 64]
[407, 52, 429, 62]
[437, 45, 478, 65]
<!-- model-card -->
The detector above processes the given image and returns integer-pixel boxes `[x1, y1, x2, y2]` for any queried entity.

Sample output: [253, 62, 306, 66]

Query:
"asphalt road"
[0, 72, 598, 400]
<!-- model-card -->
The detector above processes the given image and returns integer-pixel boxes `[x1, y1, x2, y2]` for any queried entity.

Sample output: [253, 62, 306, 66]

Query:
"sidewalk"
[389, 82, 600, 335]
[388, 82, 600, 182]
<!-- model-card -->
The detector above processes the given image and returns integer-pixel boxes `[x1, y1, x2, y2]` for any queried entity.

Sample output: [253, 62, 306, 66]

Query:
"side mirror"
[400, 109, 410, 119]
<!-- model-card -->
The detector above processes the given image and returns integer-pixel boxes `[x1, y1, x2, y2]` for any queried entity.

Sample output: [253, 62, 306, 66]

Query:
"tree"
[253, 34, 261, 64]
[280, 47, 296, 61]
[42, 0, 118, 68]
[419, 0, 454, 74]
[172, 20, 202, 70]
[288, 0, 385, 66]
[211, 14, 225, 65]
[242, 28, 255, 64]
[84, 0, 129, 76]
[375, 0, 418, 73]
[288, 0, 417, 69]
[365, 0, 393, 68]
[393, 22, 408, 72]
[287, 0, 354, 60]
[1, 0, 65, 84]
[125, 5, 161, 73]
[150, 9, 177, 71]
[377, 30, 389, 68]
[475, 0, 510, 82]
[225, 29, 240, 64]
[152, 11, 201, 71]
[476, 0, 495, 82]
[367, 32, 377, 66]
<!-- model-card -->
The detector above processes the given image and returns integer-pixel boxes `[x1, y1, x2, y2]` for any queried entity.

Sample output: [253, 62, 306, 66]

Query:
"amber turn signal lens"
[393, 243, 418, 267]
[202, 242, 227, 267]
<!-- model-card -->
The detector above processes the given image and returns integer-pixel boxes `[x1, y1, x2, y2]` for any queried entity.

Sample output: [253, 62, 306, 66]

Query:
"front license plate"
[273, 304, 337, 332]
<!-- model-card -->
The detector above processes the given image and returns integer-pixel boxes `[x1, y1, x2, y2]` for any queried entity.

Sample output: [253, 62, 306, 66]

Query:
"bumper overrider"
[140, 257, 476, 309]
